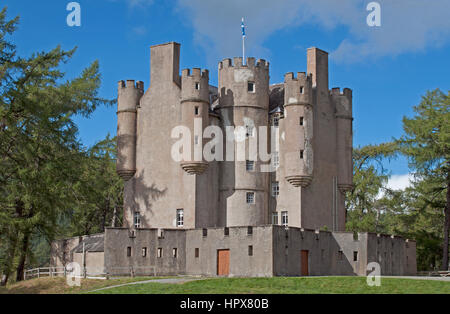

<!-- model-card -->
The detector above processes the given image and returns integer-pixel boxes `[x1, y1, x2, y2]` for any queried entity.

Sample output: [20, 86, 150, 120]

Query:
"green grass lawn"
[1, 276, 448, 294]
[90, 277, 450, 294]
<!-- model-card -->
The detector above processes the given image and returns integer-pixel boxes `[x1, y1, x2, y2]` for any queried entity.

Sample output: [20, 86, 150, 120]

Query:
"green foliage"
[0, 7, 118, 283]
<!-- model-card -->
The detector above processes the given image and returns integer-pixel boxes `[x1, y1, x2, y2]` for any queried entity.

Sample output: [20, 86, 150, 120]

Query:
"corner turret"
[117, 80, 143, 180]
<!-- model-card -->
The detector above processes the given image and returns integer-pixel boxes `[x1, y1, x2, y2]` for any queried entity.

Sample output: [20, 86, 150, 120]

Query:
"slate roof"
[73, 234, 104, 253]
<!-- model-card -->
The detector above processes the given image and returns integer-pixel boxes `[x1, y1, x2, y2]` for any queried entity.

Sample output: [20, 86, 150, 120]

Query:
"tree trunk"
[442, 180, 450, 270]
[16, 231, 30, 282]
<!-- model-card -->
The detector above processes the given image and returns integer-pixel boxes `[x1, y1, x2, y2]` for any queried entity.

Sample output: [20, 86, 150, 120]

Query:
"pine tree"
[397, 89, 450, 270]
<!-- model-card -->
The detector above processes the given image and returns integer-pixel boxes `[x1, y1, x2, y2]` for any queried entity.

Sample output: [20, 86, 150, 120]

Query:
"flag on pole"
[241, 18, 246, 37]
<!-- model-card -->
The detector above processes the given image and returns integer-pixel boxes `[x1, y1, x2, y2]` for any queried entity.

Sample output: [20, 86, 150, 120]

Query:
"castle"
[51, 42, 416, 277]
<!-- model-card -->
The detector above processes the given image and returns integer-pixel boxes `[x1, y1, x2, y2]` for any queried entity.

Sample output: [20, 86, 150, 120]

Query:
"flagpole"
[242, 18, 246, 65]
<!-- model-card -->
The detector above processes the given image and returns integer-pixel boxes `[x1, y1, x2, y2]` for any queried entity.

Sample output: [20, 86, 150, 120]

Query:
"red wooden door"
[301, 250, 309, 276]
[217, 249, 230, 276]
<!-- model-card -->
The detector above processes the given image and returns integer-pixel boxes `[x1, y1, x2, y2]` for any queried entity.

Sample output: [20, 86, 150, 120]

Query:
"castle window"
[195, 248, 200, 258]
[246, 160, 255, 171]
[134, 212, 141, 229]
[272, 151, 280, 168]
[194, 106, 199, 115]
[338, 250, 344, 261]
[202, 228, 208, 237]
[142, 247, 147, 257]
[157, 248, 163, 258]
[300, 150, 304, 159]
[272, 213, 279, 225]
[247, 226, 253, 235]
[272, 115, 280, 127]
[248, 82, 255, 93]
[176, 209, 184, 227]
[246, 125, 254, 137]
[246, 192, 255, 204]
[281, 211, 288, 226]
[272, 181, 280, 197]
[195, 82, 200, 90]
[299, 116, 304, 126]
[353, 251, 358, 262]
[248, 245, 253, 256]
[300, 86, 304, 94]
[127, 247, 132, 257]
[173, 248, 178, 258]
[224, 227, 229, 236]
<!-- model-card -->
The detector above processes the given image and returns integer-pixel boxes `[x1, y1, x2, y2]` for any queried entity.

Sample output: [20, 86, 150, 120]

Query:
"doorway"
[217, 249, 230, 276]
[301, 250, 309, 276]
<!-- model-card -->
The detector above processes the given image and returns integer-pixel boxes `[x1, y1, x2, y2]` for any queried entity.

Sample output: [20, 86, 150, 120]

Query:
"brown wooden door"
[217, 249, 230, 276]
[301, 250, 309, 276]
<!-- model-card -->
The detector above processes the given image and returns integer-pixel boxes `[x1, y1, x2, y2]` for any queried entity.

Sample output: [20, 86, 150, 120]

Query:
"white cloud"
[175, 0, 450, 63]
[127, 0, 154, 8]
[386, 174, 413, 191]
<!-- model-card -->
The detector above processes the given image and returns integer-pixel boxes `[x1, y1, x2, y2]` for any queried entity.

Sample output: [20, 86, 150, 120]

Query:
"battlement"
[218, 57, 269, 71]
[330, 87, 352, 98]
[118, 80, 144, 91]
[181, 68, 209, 80]
[284, 72, 313, 83]
[181, 68, 210, 103]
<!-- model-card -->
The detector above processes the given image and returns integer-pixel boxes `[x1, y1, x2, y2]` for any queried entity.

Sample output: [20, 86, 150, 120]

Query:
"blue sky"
[3, 0, 450, 180]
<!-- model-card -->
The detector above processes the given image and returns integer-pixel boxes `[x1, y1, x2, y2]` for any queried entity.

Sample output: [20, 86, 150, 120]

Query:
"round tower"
[283, 72, 314, 187]
[116, 80, 143, 181]
[217, 57, 270, 227]
[180, 68, 210, 175]
[332, 87, 353, 193]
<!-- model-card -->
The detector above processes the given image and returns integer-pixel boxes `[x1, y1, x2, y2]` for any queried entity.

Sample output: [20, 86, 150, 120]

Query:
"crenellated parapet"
[218, 57, 270, 110]
[117, 80, 144, 181]
[181, 68, 210, 104]
[284, 72, 313, 107]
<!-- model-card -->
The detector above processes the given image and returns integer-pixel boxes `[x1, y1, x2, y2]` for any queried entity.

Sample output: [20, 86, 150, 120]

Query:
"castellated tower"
[217, 57, 270, 227]
[116, 80, 143, 181]
[180, 68, 210, 175]
[282, 72, 314, 188]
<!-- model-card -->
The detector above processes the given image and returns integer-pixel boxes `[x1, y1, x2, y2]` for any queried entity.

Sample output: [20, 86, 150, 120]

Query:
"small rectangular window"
[247, 226, 253, 235]
[246, 160, 255, 171]
[300, 86, 304, 94]
[271, 182, 279, 197]
[338, 250, 344, 261]
[134, 212, 141, 229]
[202, 228, 208, 237]
[272, 115, 279, 127]
[157, 248, 163, 258]
[246, 125, 254, 137]
[194, 106, 199, 115]
[272, 213, 279, 225]
[281, 211, 288, 226]
[224, 227, 229, 236]
[195, 248, 199, 258]
[173, 248, 178, 258]
[246, 192, 255, 204]
[248, 82, 255, 93]
[142, 247, 147, 257]
[300, 150, 304, 159]
[299, 116, 304, 126]
[353, 251, 358, 262]
[127, 247, 132, 257]
[176, 209, 184, 227]
[248, 245, 253, 256]
[195, 82, 200, 90]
